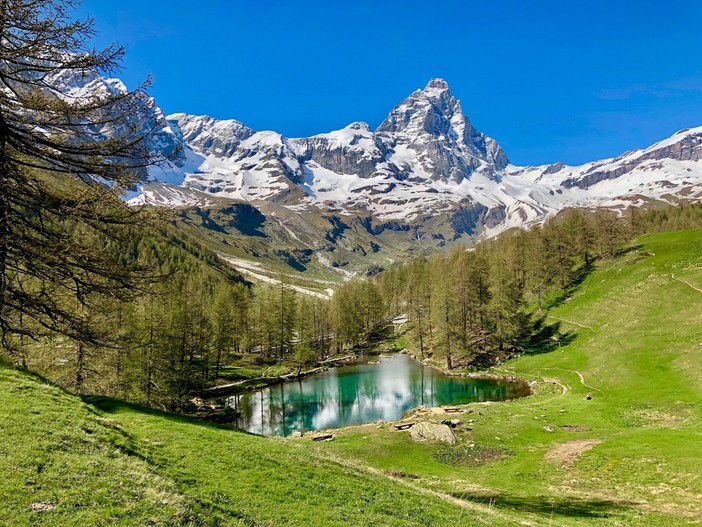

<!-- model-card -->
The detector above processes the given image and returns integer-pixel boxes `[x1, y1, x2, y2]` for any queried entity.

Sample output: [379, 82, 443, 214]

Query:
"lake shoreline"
[405, 351, 533, 397]
[219, 353, 532, 436]
[197, 353, 373, 402]
[196, 349, 532, 416]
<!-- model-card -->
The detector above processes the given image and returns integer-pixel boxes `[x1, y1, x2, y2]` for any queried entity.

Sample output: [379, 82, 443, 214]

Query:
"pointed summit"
[376, 79, 458, 135]
[376, 78, 467, 140]
[423, 78, 450, 93]
[376, 78, 508, 181]
[420, 78, 455, 108]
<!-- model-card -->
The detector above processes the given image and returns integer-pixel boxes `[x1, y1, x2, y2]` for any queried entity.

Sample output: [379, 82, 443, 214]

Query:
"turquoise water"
[227, 354, 530, 436]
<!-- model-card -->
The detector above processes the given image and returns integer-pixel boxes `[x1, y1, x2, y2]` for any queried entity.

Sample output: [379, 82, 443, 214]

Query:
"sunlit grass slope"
[2, 229, 700, 526]
[1, 361, 510, 526]
[318, 229, 702, 526]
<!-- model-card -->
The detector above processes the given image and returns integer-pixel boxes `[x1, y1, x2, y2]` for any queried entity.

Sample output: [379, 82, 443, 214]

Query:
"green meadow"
[2, 229, 701, 526]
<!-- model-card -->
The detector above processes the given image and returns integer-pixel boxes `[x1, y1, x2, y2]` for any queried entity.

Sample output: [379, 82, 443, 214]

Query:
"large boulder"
[409, 422, 456, 445]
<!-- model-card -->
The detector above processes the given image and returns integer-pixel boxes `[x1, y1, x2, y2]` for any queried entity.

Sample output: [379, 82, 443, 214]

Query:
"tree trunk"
[415, 304, 425, 360]
[146, 301, 154, 407]
[0, 112, 10, 345]
[75, 343, 85, 395]
[445, 316, 454, 370]
[537, 289, 542, 311]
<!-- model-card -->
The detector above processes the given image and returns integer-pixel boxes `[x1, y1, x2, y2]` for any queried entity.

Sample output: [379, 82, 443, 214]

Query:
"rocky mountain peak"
[344, 121, 371, 132]
[424, 77, 450, 92]
[374, 79, 508, 182]
[168, 113, 255, 158]
[376, 78, 463, 137]
[421, 78, 453, 105]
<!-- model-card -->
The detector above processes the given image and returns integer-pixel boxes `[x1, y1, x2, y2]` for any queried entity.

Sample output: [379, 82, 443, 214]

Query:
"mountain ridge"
[48, 70, 702, 276]
[127, 77, 701, 239]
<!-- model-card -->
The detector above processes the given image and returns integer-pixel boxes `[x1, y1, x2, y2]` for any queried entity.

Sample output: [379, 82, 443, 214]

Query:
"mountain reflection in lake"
[226, 354, 530, 436]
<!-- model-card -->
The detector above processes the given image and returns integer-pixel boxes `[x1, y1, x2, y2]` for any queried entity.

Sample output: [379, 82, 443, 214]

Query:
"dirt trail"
[542, 377, 569, 396]
[545, 439, 601, 467]
[671, 274, 702, 294]
[573, 370, 600, 392]
[316, 452, 538, 526]
[542, 368, 600, 393]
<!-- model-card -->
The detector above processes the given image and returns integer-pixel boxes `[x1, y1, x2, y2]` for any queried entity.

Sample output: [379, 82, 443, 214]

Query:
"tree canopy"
[0, 0, 167, 348]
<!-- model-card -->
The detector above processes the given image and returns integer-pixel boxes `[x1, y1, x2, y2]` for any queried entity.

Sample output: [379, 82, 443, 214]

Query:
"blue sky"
[76, 1, 702, 166]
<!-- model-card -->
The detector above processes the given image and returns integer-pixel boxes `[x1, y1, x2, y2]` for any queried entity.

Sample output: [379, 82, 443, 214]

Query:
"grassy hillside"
[0, 360, 510, 526]
[2, 229, 700, 526]
[171, 201, 464, 283]
[318, 229, 702, 526]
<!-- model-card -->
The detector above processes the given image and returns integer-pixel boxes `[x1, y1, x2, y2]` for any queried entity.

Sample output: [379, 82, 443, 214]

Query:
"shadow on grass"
[521, 316, 577, 356]
[543, 262, 596, 311]
[0, 362, 232, 437]
[451, 492, 636, 519]
[518, 246, 645, 356]
[82, 395, 255, 435]
[617, 243, 644, 258]
[543, 245, 644, 313]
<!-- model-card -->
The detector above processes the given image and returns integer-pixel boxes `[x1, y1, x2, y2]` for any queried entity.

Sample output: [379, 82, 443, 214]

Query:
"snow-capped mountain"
[131, 78, 702, 237]
[44, 68, 184, 172]
[374, 78, 509, 180]
[42, 70, 702, 276]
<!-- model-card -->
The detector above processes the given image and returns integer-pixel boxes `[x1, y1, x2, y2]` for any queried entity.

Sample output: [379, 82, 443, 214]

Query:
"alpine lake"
[223, 354, 531, 436]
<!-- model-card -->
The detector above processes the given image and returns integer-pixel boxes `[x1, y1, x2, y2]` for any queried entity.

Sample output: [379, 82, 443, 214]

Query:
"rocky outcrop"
[290, 122, 386, 178]
[562, 129, 702, 190]
[409, 422, 457, 445]
[636, 132, 702, 163]
[451, 203, 489, 235]
[46, 68, 186, 177]
[170, 113, 254, 158]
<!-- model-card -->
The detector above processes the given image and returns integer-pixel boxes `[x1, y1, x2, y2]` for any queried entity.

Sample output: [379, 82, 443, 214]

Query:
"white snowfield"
[88, 73, 701, 236]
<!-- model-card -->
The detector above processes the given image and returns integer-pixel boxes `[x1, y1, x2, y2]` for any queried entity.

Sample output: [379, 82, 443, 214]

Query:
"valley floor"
[2, 230, 701, 526]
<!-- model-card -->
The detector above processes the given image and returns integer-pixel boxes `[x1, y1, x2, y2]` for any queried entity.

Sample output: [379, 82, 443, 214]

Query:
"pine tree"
[594, 209, 627, 259]
[407, 258, 430, 359]
[431, 257, 458, 369]
[488, 253, 527, 351]
[542, 219, 573, 290]
[334, 282, 365, 348]
[525, 228, 550, 310]
[0, 0, 168, 351]
[212, 287, 236, 378]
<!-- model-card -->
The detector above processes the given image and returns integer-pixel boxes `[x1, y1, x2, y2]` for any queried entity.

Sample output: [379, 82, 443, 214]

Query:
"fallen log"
[394, 423, 415, 430]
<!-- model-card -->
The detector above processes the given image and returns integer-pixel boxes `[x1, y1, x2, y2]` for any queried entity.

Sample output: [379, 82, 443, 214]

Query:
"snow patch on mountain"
[83, 74, 700, 236]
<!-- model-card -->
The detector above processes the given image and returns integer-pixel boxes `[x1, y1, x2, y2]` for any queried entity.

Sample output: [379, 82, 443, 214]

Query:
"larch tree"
[0, 0, 169, 350]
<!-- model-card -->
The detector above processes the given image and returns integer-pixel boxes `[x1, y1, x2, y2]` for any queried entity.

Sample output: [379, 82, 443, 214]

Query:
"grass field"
[1, 229, 701, 525]
[316, 229, 702, 525]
